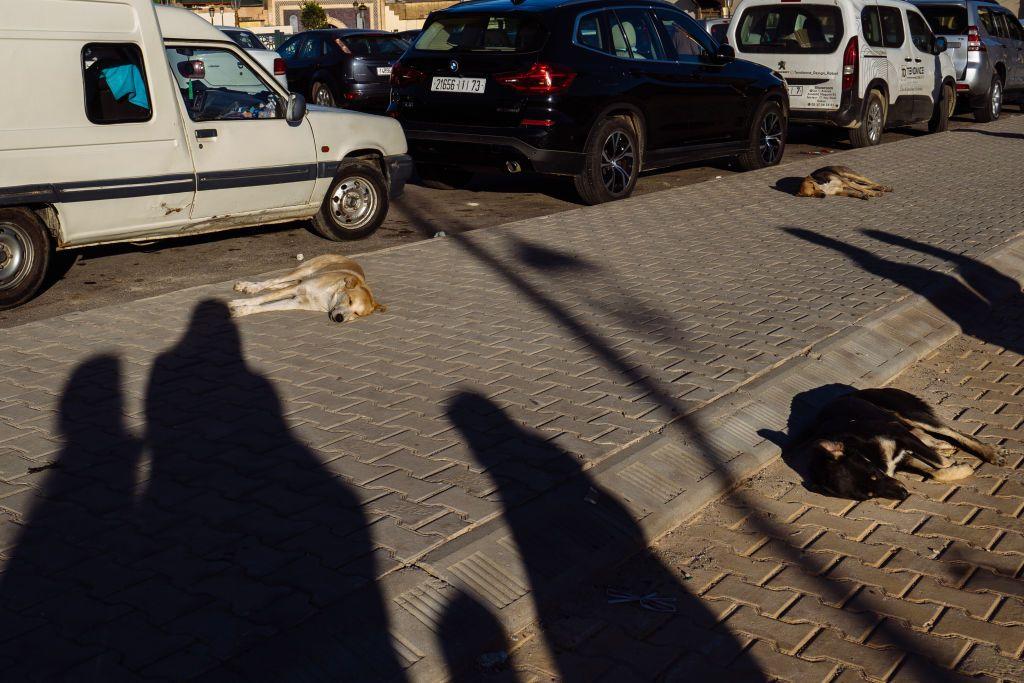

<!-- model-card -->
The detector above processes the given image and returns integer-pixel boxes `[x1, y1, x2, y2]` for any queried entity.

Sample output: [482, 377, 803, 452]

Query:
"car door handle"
[196, 129, 217, 139]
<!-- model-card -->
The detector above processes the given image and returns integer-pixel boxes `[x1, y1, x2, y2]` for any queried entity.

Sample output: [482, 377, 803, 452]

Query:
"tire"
[415, 163, 474, 190]
[311, 81, 336, 108]
[973, 75, 1002, 122]
[929, 83, 955, 133]
[573, 116, 640, 205]
[735, 99, 787, 171]
[0, 207, 53, 311]
[850, 90, 886, 147]
[310, 161, 388, 241]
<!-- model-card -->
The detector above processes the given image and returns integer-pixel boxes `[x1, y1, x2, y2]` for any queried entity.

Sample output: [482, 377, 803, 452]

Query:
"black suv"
[279, 29, 410, 112]
[388, 0, 788, 204]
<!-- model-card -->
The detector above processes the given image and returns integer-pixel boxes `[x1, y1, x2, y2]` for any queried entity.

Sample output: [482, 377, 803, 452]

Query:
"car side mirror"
[933, 36, 948, 54]
[716, 43, 736, 60]
[177, 59, 206, 80]
[286, 92, 306, 122]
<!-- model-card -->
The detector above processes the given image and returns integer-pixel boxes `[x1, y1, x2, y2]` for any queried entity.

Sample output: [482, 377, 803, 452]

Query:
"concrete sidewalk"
[1, 119, 1024, 680]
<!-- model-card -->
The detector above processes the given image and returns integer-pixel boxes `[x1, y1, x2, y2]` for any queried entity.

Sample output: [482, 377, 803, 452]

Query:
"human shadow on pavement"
[0, 301, 406, 681]
[952, 128, 1024, 140]
[787, 228, 1024, 355]
[446, 391, 765, 681]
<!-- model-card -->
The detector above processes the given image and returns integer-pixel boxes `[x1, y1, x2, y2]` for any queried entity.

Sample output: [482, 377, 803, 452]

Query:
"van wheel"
[311, 161, 388, 241]
[573, 116, 639, 205]
[974, 75, 1002, 122]
[0, 208, 52, 311]
[850, 90, 886, 147]
[312, 81, 336, 108]
[929, 83, 955, 133]
[415, 164, 474, 190]
[736, 99, 786, 170]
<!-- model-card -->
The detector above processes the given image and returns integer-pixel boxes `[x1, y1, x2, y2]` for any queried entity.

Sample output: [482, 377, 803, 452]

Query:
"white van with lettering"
[728, 0, 957, 147]
[0, 0, 411, 310]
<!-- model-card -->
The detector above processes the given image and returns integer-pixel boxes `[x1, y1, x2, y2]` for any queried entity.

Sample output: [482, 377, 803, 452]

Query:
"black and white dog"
[806, 388, 1005, 500]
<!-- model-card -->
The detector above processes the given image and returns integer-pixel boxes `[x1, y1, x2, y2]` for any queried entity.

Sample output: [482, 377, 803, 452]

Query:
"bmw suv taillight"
[390, 61, 426, 87]
[841, 36, 858, 92]
[495, 63, 576, 94]
[967, 25, 985, 51]
[273, 58, 286, 76]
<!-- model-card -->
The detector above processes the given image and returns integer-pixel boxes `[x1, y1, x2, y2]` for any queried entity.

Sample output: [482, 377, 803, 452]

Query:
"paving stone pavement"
[500, 304, 1024, 682]
[0, 117, 1023, 680]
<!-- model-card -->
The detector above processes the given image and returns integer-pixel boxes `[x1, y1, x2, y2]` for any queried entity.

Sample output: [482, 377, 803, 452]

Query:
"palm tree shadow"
[786, 227, 1024, 355]
[444, 391, 765, 680]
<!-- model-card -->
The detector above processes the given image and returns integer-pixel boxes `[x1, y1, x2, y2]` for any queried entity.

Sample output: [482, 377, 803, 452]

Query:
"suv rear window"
[414, 14, 547, 52]
[736, 4, 843, 53]
[340, 34, 409, 59]
[225, 30, 264, 51]
[917, 5, 968, 35]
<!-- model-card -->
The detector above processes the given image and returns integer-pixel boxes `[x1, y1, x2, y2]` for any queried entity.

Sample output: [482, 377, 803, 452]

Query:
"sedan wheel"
[600, 131, 635, 196]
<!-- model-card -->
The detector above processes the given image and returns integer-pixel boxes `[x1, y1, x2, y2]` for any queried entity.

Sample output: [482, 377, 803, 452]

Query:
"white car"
[0, 0, 411, 310]
[221, 27, 289, 90]
[728, 0, 957, 147]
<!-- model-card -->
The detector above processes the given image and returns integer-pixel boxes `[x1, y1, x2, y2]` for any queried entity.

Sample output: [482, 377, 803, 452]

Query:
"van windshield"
[414, 14, 548, 52]
[917, 5, 969, 35]
[736, 5, 843, 53]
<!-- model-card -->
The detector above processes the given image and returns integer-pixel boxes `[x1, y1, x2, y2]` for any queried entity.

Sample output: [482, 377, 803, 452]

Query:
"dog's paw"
[226, 302, 247, 318]
[992, 448, 1008, 467]
[233, 281, 260, 294]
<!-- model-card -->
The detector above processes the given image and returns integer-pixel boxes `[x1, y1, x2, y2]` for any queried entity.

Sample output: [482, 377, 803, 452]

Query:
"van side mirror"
[286, 93, 306, 122]
[716, 43, 736, 60]
[933, 36, 948, 54]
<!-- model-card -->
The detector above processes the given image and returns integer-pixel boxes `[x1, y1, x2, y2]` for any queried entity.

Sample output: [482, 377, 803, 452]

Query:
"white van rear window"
[736, 5, 843, 53]
[82, 44, 152, 124]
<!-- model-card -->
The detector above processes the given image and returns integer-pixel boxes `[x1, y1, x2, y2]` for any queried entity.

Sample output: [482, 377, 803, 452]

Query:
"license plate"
[946, 41, 961, 48]
[787, 85, 803, 96]
[431, 76, 486, 94]
[377, 66, 392, 76]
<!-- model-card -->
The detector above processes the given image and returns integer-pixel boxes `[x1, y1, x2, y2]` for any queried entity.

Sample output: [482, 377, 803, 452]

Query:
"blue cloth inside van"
[101, 63, 150, 110]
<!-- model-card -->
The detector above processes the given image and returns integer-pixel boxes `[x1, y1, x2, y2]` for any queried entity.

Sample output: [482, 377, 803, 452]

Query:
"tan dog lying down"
[797, 166, 893, 200]
[229, 254, 386, 322]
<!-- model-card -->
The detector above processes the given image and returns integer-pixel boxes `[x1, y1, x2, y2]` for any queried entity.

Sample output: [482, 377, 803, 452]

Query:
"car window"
[907, 10, 934, 52]
[709, 23, 729, 44]
[916, 5, 967, 35]
[862, 7, 884, 47]
[414, 14, 547, 52]
[278, 36, 302, 59]
[299, 35, 323, 59]
[165, 46, 281, 122]
[340, 34, 409, 59]
[997, 11, 1018, 39]
[575, 11, 606, 51]
[611, 8, 667, 60]
[736, 4, 843, 53]
[226, 30, 263, 51]
[978, 7, 1000, 37]
[654, 8, 711, 59]
[82, 43, 152, 124]
[1006, 13, 1024, 41]
[878, 6, 905, 48]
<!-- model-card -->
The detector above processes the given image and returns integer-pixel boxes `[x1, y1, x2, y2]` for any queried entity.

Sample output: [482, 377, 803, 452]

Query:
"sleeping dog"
[229, 254, 386, 322]
[806, 388, 1005, 500]
[797, 166, 893, 200]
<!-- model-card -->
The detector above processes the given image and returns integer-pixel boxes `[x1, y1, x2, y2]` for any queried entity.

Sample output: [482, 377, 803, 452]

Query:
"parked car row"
[0, 0, 1011, 312]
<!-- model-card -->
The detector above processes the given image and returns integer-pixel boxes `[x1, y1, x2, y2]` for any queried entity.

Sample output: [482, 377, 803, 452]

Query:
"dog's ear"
[374, 302, 388, 313]
[343, 275, 360, 289]
[817, 439, 845, 459]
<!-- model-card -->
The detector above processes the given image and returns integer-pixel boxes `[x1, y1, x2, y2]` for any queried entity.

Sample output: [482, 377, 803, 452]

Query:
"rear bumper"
[959, 60, 994, 106]
[403, 128, 586, 176]
[341, 82, 391, 111]
[789, 90, 863, 128]
[385, 154, 414, 198]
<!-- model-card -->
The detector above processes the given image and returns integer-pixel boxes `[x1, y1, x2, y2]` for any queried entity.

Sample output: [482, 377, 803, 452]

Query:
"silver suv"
[912, 0, 1024, 121]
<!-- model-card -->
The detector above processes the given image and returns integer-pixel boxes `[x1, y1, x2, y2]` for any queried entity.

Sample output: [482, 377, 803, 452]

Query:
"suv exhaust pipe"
[505, 160, 522, 173]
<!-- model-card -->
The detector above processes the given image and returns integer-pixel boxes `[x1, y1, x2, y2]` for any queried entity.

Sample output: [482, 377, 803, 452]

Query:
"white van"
[0, 0, 412, 310]
[728, 0, 957, 147]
